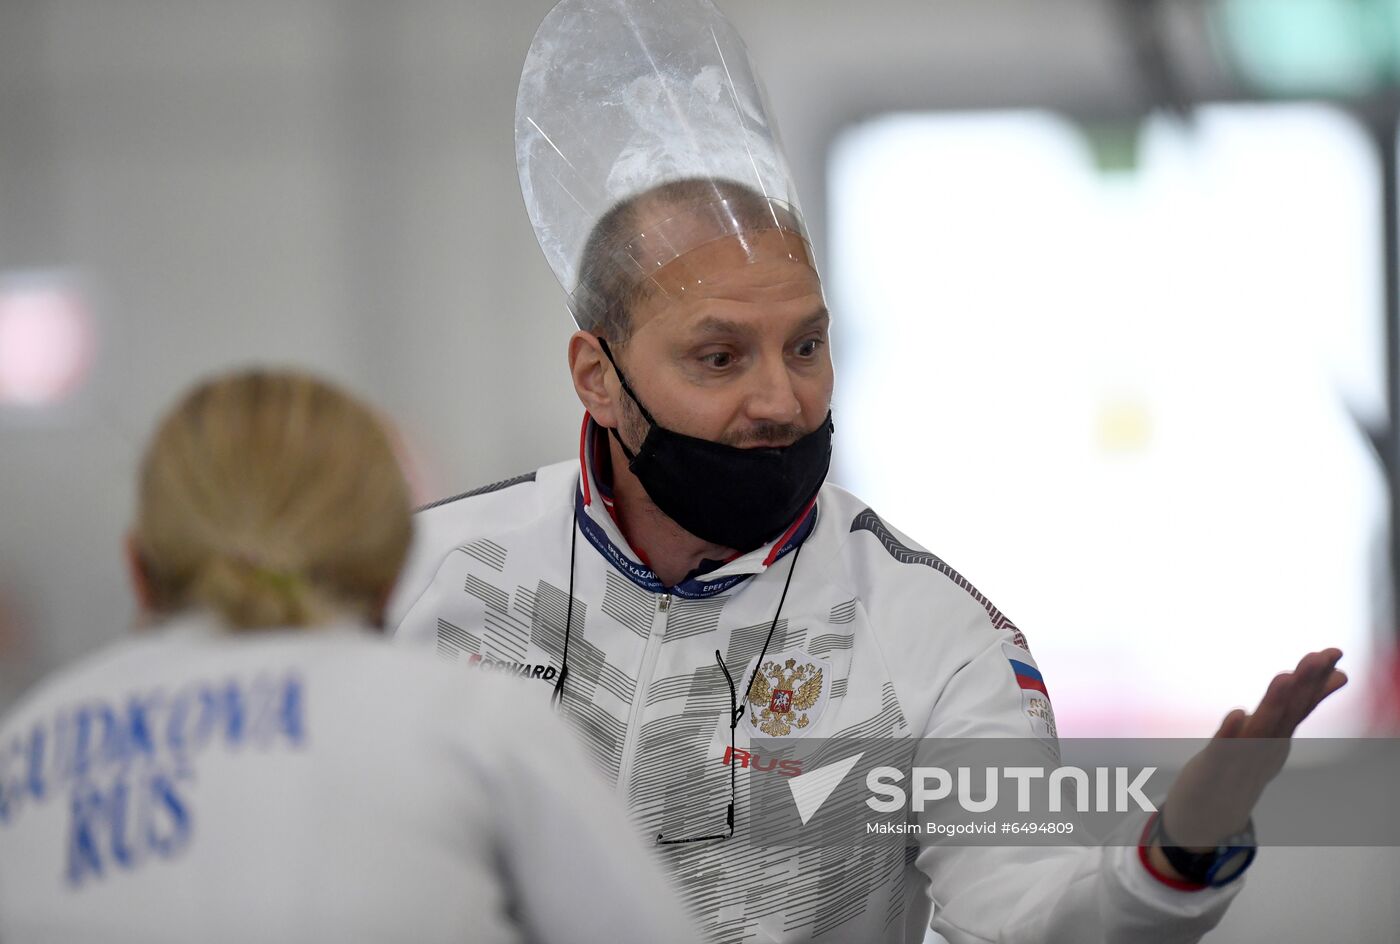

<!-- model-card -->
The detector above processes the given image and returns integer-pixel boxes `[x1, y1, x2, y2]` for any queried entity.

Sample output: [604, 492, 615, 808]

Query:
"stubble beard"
[617, 392, 810, 450]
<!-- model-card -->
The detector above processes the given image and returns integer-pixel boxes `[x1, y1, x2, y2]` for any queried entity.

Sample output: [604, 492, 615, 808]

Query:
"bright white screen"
[829, 105, 1385, 736]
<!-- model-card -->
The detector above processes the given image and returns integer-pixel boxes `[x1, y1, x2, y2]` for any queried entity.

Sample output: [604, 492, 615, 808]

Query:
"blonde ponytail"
[187, 555, 335, 630]
[133, 369, 412, 631]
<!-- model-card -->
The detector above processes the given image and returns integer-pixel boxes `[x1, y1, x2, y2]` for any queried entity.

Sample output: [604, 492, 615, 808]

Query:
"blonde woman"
[0, 369, 698, 944]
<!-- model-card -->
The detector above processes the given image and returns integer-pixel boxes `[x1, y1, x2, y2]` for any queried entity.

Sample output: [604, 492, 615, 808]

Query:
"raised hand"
[1153, 649, 1346, 859]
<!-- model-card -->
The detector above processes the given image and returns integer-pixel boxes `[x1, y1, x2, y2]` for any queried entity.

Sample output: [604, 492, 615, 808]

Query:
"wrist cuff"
[1138, 813, 1208, 892]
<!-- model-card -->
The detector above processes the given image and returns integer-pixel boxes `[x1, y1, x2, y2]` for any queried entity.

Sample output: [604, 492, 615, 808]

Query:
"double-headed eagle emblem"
[747, 657, 824, 738]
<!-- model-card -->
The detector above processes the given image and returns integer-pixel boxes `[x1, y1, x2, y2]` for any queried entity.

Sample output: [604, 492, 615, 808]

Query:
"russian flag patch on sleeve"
[1002, 642, 1058, 743]
[1009, 657, 1048, 696]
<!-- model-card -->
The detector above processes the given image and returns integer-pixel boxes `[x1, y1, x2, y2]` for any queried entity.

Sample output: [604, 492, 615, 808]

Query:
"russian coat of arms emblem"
[744, 652, 830, 738]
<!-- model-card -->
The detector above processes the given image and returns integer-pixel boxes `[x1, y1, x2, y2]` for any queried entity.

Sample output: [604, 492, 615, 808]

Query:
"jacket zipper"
[616, 592, 670, 797]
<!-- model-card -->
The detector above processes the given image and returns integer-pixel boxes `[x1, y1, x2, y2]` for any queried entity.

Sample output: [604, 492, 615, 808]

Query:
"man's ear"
[124, 533, 155, 613]
[568, 330, 621, 428]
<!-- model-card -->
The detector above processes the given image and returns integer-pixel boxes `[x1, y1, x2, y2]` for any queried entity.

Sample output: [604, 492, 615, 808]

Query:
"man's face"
[609, 229, 833, 451]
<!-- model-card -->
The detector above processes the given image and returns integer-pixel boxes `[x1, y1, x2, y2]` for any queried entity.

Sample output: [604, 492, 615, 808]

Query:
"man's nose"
[743, 353, 803, 424]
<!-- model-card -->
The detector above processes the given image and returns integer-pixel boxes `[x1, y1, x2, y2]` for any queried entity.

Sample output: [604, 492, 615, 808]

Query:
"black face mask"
[597, 338, 833, 552]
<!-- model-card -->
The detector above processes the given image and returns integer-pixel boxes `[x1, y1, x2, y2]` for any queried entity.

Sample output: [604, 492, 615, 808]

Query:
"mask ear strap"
[595, 336, 660, 461]
[605, 420, 639, 463]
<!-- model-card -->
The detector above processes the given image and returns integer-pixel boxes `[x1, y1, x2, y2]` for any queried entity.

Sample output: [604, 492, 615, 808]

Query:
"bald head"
[573, 178, 807, 340]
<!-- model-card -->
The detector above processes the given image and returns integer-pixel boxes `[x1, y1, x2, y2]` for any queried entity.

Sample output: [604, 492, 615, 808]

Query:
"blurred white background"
[1, 1, 1397, 940]
[832, 105, 1385, 738]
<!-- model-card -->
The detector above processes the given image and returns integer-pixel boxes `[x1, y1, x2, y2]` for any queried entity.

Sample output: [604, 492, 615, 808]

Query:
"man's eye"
[703, 352, 734, 368]
[795, 338, 824, 357]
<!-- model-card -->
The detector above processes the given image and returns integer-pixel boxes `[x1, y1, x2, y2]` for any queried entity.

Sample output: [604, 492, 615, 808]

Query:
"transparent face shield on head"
[515, 0, 821, 334]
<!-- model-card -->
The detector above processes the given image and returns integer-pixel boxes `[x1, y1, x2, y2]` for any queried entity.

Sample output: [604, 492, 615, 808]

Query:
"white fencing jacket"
[390, 418, 1240, 944]
[0, 615, 699, 944]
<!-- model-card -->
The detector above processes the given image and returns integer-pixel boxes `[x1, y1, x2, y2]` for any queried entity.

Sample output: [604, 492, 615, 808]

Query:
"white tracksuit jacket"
[0, 616, 698, 944]
[390, 419, 1240, 943]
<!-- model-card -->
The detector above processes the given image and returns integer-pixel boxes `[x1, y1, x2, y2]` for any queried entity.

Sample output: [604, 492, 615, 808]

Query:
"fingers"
[1281, 651, 1346, 731]
[1299, 649, 1341, 680]
[1214, 707, 1248, 740]
[1282, 648, 1336, 667]
[1246, 672, 1295, 735]
[1246, 650, 1347, 737]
